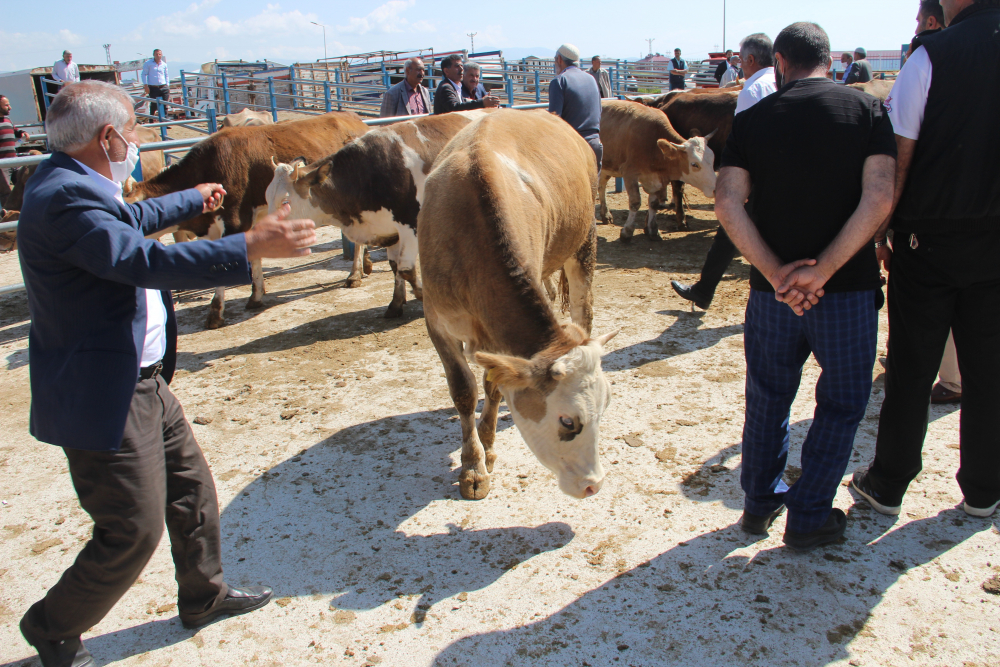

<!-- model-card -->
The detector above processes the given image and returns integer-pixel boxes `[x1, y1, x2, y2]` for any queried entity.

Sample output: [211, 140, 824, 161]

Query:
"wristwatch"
[874, 239, 888, 249]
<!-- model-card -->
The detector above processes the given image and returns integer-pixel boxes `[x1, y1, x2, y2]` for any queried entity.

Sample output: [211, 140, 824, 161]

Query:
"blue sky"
[1, 0, 923, 73]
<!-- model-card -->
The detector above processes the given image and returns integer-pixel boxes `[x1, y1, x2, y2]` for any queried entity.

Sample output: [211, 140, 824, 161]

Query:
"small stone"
[457, 592, 468, 602]
[655, 447, 677, 463]
[754, 594, 770, 603]
[31, 538, 63, 554]
[983, 575, 1000, 595]
[335, 381, 347, 388]
[623, 434, 644, 448]
[280, 409, 299, 420]
[617, 644, 629, 651]
[193, 415, 213, 425]
[331, 609, 356, 624]
[275, 597, 293, 608]
[155, 603, 176, 614]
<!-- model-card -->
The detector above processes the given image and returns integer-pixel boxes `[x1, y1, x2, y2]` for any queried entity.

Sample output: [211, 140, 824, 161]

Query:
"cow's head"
[475, 326, 617, 499]
[265, 157, 320, 218]
[656, 132, 717, 198]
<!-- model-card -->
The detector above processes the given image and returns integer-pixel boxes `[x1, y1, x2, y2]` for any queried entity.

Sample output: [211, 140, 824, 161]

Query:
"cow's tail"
[558, 269, 571, 315]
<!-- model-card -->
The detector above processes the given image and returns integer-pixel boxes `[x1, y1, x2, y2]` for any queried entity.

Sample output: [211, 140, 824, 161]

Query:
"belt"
[139, 360, 164, 381]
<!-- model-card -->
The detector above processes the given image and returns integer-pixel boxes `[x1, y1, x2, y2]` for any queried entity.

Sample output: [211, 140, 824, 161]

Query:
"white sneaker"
[963, 499, 1000, 517]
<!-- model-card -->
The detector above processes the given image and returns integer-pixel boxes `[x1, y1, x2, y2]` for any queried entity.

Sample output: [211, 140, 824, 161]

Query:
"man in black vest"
[852, 0, 1000, 519]
[668, 48, 687, 90]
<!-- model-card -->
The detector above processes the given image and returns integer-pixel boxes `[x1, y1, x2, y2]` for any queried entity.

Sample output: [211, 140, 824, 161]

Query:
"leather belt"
[139, 360, 164, 381]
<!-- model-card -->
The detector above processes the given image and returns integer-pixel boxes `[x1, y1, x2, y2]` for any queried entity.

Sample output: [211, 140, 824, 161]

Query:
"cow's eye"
[559, 416, 574, 430]
[691, 162, 700, 169]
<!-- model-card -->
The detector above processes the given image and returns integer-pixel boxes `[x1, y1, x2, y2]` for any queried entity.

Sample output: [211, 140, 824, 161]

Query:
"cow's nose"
[583, 484, 599, 497]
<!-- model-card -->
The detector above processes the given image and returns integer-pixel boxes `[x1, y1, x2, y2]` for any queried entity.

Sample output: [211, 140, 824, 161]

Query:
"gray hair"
[46, 81, 132, 153]
[740, 33, 774, 68]
[404, 57, 424, 71]
[63, 50, 71, 57]
[464, 61, 482, 74]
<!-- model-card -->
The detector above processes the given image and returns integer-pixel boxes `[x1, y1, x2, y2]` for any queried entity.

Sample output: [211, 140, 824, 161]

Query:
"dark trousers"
[742, 289, 878, 533]
[584, 134, 603, 174]
[870, 231, 1000, 508]
[22, 376, 226, 640]
[693, 227, 739, 298]
[148, 85, 169, 118]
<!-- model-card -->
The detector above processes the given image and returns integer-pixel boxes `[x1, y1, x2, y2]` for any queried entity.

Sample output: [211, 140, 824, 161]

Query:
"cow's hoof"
[412, 288, 424, 301]
[346, 277, 363, 288]
[206, 313, 224, 330]
[459, 469, 491, 500]
[484, 449, 498, 474]
[645, 231, 662, 242]
[245, 298, 265, 310]
[600, 214, 613, 225]
[384, 304, 404, 319]
[363, 256, 373, 276]
[619, 229, 634, 244]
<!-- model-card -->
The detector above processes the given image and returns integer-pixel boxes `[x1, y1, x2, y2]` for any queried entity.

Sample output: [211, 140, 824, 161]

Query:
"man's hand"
[194, 183, 226, 213]
[483, 96, 501, 108]
[244, 203, 317, 261]
[775, 263, 831, 316]
[143, 86, 150, 96]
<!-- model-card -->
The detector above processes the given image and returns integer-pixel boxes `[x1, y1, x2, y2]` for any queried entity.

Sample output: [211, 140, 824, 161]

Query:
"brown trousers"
[23, 376, 227, 640]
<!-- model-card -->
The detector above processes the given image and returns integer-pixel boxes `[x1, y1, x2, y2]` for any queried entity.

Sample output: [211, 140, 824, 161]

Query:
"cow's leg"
[426, 318, 490, 500]
[207, 286, 226, 329]
[645, 187, 667, 241]
[347, 242, 366, 288]
[619, 177, 643, 243]
[477, 371, 502, 473]
[597, 172, 613, 225]
[395, 224, 422, 304]
[247, 206, 269, 309]
[543, 273, 559, 303]
[564, 224, 597, 334]
[363, 246, 373, 275]
[385, 242, 406, 319]
[672, 181, 687, 229]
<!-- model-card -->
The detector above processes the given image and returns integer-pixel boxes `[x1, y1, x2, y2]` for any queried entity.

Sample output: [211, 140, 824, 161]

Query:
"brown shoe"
[930, 383, 961, 404]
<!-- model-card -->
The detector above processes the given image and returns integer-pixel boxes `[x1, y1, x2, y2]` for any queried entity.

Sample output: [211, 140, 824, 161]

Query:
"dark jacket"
[844, 59, 873, 85]
[894, 4, 1000, 233]
[17, 152, 251, 450]
[714, 60, 729, 83]
[462, 82, 488, 101]
[434, 78, 487, 114]
[908, 28, 942, 60]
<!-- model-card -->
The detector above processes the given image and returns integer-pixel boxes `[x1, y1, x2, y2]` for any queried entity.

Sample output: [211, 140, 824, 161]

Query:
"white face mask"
[103, 128, 140, 184]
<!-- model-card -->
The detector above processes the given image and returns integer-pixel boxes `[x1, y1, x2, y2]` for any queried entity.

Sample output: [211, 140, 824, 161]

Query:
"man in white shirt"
[720, 55, 742, 87]
[142, 49, 170, 119]
[52, 51, 80, 86]
[735, 33, 778, 114]
[672, 32, 777, 310]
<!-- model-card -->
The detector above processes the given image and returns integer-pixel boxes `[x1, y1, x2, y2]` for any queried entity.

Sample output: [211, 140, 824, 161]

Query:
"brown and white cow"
[265, 110, 491, 318]
[126, 111, 368, 328]
[420, 108, 616, 500]
[599, 99, 716, 242]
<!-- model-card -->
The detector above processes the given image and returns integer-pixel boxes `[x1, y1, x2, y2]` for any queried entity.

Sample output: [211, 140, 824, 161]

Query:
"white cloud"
[337, 0, 423, 35]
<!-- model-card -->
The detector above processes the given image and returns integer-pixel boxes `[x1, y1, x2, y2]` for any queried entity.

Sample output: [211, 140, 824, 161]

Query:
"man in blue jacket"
[16, 81, 316, 667]
[548, 43, 602, 169]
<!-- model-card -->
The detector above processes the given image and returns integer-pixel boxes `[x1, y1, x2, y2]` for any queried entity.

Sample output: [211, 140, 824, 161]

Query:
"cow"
[1, 150, 43, 213]
[420, 108, 616, 500]
[598, 99, 716, 242]
[222, 109, 274, 128]
[265, 110, 491, 318]
[125, 111, 369, 328]
[0, 209, 17, 252]
[658, 90, 738, 228]
[135, 126, 165, 181]
[849, 79, 893, 102]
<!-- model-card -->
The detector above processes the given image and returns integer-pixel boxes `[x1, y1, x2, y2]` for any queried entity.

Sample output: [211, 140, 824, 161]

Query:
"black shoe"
[671, 280, 712, 310]
[850, 469, 902, 516]
[19, 615, 94, 667]
[179, 585, 273, 629]
[740, 506, 785, 535]
[783, 509, 847, 552]
[930, 383, 962, 404]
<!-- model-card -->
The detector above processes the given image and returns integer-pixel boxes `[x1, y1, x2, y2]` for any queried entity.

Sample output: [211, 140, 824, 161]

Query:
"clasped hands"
[769, 259, 829, 317]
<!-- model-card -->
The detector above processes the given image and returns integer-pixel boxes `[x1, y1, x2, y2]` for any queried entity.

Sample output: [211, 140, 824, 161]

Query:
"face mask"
[103, 128, 140, 184]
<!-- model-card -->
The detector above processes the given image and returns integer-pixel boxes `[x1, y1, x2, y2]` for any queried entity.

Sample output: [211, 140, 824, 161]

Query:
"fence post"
[535, 70, 541, 103]
[42, 80, 53, 112]
[180, 71, 190, 117]
[207, 107, 218, 133]
[221, 72, 231, 115]
[289, 66, 297, 110]
[615, 177, 623, 193]
[334, 69, 343, 111]
[506, 79, 514, 106]
[267, 77, 278, 122]
[381, 62, 389, 88]
[324, 80, 332, 112]
[157, 101, 167, 141]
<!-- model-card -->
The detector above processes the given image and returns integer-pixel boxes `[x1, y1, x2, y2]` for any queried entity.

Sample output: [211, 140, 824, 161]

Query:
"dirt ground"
[0, 186, 998, 667]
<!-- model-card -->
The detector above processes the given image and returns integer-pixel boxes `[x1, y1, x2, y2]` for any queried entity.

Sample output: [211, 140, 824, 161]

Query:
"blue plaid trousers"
[741, 289, 878, 533]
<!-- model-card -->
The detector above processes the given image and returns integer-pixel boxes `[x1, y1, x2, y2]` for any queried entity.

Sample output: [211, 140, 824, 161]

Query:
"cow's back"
[601, 100, 685, 173]
[660, 91, 737, 169]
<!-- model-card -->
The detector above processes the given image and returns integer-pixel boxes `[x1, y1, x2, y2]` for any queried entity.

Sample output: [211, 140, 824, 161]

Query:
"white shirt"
[735, 67, 777, 114]
[884, 46, 932, 141]
[73, 159, 167, 367]
[52, 60, 80, 84]
[142, 59, 170, 86]
[720, 64, 741, 87]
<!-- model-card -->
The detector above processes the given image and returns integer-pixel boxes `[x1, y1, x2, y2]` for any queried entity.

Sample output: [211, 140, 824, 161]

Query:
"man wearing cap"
[844, 48, 873, 84]
[549, 43, 603, 169]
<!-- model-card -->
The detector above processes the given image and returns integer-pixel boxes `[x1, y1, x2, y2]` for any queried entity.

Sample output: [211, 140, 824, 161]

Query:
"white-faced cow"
[266, 110, 491, 318]
[599, 99, 716, 242]
[420, 109, 616, 500]
[125, 112, 369, 328]
[222, 109, 274, 128]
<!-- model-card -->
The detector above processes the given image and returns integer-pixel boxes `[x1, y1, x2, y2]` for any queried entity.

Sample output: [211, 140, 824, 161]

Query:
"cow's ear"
[475, 352, 536, 389]
[656, 138, 685, 156]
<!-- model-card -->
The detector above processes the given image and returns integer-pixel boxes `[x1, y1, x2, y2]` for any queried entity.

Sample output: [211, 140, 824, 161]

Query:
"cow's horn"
[704, 128, 719, 140]
[271, 156, 278, 169]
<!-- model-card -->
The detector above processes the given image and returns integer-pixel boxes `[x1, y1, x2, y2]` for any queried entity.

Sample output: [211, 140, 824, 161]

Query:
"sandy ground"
[0, 188, 998, 667]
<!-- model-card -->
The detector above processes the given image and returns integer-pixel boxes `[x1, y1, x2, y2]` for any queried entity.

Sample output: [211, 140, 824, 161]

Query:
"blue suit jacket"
[18, 152, 252, 451]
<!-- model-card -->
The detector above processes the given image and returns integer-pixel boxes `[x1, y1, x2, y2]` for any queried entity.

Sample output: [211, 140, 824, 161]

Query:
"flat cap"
[557, 43, 581, 62]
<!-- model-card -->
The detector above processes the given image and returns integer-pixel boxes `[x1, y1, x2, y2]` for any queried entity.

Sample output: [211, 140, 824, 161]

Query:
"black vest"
[894, 4, 1000, 233]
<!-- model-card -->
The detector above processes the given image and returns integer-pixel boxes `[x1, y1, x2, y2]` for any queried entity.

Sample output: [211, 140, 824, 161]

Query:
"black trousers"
[147, 85, 169, 118]
[22, 376, 226, 640]
[870, 230, 1000, 508]
[693, 227, 739, 297]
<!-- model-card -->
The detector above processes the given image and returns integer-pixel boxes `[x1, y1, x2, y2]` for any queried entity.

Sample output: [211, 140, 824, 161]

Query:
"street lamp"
[311, 21, 327, 62]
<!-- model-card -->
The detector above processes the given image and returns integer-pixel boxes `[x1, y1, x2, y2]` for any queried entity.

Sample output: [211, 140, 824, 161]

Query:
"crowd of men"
[7, 0, 999, 664]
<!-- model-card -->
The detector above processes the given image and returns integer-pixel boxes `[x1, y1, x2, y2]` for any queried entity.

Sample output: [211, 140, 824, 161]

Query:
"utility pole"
[645, 38, 655, 56]
[723, 0, 727, 52]
[310, 21, 327, 61]
[467, 32, 477, 54]
[103, 44, 112, 66]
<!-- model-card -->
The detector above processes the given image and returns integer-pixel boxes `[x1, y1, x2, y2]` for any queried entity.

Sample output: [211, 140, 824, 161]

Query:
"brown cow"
[222, 109, 274, 128]
[0, 209, 17, 252]
[849, 79, 893, 102]
[126, 111, 368, 328]
[2, 150, 43, 213]
[599, 100, 716, 242]
[659, 90, 738, 227]
[266, 110, 491, 318]
[420, 109, 616, 500]
[135, 126, 165, 181]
